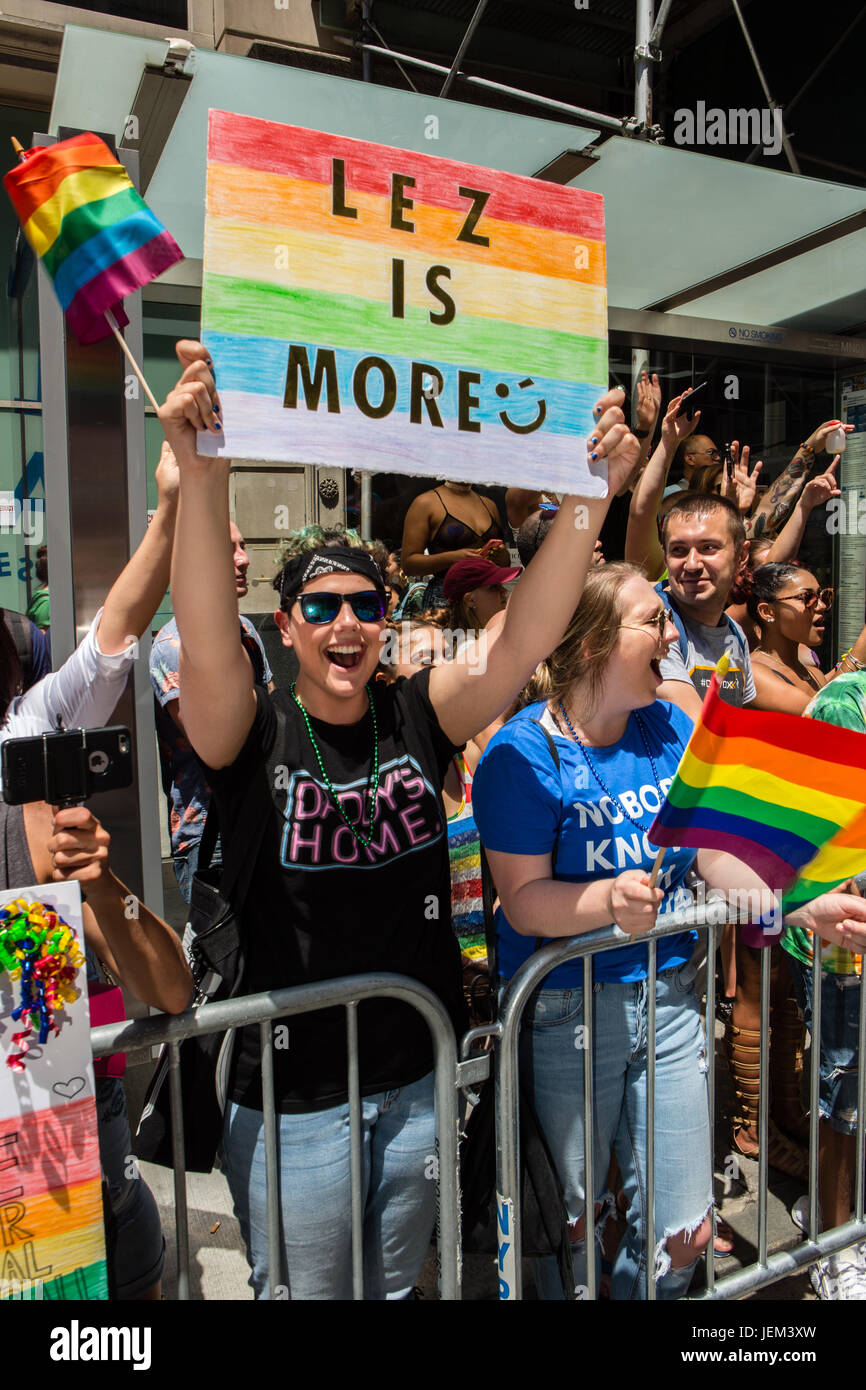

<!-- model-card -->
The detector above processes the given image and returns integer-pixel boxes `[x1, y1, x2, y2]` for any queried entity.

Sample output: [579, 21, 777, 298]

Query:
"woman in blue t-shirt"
[473, 560, 866, 1300]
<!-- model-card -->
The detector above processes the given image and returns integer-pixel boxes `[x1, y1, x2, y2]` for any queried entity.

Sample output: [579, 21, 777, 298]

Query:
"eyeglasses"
[620, 607, 674, 639]
[775, 587, 834, 611]
[290, 591, 386, 624]
[690, 448, 722, 462]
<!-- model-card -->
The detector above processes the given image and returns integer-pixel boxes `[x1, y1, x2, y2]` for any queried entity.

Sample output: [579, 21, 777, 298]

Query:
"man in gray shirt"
[656, 492, 755, 719]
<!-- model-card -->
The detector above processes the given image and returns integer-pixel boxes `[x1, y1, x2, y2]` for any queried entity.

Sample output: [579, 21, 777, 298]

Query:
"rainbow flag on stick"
[4, 132, 182, 345]
[649, 655, 866, 907]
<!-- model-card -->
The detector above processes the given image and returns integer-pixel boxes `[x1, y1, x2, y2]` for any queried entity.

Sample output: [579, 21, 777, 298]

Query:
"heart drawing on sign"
[52, 1076, 86, 1099]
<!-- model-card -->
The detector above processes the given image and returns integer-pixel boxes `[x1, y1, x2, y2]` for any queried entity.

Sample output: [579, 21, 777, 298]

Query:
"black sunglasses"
[290, 590, 386, 624]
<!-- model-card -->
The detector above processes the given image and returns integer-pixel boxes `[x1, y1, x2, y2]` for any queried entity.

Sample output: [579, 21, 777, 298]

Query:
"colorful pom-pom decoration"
[0, 897, 83, 1070]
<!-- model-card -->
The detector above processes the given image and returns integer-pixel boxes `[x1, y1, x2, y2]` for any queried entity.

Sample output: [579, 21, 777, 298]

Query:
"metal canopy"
[570, 137, 866, 335]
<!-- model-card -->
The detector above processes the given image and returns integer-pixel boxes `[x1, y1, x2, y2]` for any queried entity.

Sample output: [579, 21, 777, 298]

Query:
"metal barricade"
[90, 972, 473, 1301]
[489, 902, 866, 1301]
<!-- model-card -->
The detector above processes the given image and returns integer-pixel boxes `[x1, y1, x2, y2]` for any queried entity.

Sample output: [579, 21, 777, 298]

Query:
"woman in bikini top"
[400, 481, 509, 606]
[429, 488, 502, 553]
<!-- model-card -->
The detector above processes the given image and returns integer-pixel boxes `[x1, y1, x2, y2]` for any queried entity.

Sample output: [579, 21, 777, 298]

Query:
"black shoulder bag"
[135, 719, 280, 1174]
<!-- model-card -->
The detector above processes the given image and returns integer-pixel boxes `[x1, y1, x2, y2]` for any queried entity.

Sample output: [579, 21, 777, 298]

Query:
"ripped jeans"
[518, 963, 712, 1300]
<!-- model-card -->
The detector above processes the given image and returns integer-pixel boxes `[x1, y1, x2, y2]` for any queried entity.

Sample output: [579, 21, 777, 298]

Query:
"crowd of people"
[4, 342, 866, 1303]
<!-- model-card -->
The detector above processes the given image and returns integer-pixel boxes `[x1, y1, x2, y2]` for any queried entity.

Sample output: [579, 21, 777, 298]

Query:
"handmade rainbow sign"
[0, 882, 106, 1301]
[198, 111, 609, 495]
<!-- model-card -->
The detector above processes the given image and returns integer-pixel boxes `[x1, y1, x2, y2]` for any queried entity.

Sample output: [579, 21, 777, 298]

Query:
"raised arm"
[721, 441, 762, 519]
[623, 369, 662, 495]
[95, 441, 179, 654]
[429, 389, 640, 745]
[765, 457, 841, 565]
[748, 423, 852, 540]
[624, 390, 698, 579]
[158, 342, 257, 769]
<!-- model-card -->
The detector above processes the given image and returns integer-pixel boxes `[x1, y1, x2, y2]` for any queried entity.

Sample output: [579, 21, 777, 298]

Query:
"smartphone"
[1, 726, 133, 807]
[677, 381, 708, 418]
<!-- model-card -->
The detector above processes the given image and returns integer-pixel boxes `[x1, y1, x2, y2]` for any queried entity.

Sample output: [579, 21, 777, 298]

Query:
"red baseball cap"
[442, 556, 522, 601]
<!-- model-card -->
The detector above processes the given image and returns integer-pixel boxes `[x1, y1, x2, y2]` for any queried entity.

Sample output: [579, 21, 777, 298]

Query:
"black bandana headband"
[279, 545, 386, 609]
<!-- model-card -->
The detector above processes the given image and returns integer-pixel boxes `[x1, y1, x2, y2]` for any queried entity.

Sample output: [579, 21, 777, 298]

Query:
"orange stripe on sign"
[205, 162, 606, 288]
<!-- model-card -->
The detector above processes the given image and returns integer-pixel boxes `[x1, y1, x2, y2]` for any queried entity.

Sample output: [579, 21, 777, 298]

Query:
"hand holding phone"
[677, 381, 708, 418]
[1, 726, 133, 807]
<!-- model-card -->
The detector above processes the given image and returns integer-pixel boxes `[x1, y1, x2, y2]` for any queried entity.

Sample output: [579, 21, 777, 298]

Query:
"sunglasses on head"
[290, 590, 386, 624]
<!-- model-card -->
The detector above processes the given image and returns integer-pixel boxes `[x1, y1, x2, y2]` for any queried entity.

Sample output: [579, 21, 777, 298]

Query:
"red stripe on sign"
[207, 110, 605, 241]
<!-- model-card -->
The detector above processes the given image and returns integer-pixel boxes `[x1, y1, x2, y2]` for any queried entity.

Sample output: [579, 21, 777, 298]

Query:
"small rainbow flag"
[4, 132, 182, 344]
[649, 656, 866, 901]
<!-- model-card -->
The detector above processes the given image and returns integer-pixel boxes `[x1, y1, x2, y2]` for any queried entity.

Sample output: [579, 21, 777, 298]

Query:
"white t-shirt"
[0, 607, 135, 747]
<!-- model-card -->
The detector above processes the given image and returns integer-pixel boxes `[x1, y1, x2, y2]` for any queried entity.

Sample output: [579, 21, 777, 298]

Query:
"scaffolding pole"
[439, 0, 488, 98]
[634, 0, 654, 130]
[730, 0, 799, 173]
[347, 40, 628, 135]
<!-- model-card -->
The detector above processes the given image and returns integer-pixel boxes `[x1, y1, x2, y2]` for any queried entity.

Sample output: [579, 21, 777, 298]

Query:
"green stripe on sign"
[42, 186, 143, 280]
[202, 273, 607, 385]
[38, 1260, 109, 1301]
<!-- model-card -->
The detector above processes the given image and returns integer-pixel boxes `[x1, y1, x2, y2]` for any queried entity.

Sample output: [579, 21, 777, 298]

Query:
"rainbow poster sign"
[199, 111, 609, 495]
[0, 883, 106, 1301]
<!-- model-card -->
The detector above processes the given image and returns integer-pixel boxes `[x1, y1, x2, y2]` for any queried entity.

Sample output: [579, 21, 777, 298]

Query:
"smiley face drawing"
[495, 377, 547, 434]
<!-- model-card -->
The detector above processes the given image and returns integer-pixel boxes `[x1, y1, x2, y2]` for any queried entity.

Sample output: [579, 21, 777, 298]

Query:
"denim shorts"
[789, 956, 861, 1137]
[516, 963, 712, 1300]
[221, 1071, 436, 1300]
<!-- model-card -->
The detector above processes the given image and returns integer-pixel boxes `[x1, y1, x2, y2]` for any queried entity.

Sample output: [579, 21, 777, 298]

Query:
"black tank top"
[428, 488, 502, 554]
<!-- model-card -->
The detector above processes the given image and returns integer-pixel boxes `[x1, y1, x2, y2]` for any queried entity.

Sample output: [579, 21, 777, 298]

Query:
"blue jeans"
[790, 957, 861, 1136]
[519, 963, 712, 1300]
[173, 839, 221, 903]
[96, 1079, 165, 1298]
[221, 1072, 436, 1300]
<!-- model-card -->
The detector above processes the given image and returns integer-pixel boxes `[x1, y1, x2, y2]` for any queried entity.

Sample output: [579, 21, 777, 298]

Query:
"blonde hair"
[525, 561, 646, 716]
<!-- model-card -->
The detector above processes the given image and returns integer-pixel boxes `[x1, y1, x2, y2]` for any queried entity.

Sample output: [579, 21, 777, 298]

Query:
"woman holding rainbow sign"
[159, 340, 644, 1299]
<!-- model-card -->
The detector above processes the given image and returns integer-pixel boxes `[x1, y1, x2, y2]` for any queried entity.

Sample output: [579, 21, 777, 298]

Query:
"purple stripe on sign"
[196, 389, 610, 496]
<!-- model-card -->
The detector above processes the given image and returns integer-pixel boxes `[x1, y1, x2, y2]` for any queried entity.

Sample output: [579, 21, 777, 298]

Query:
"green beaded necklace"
[290, 680, 380, 848]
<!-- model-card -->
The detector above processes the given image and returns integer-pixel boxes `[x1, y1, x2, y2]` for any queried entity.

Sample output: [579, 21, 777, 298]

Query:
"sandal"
[713, 1219, 735, 1255]
[725, 1018, 809, 1181]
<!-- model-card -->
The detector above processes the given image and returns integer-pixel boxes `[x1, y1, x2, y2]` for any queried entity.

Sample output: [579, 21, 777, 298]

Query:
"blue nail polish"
[593, 408, 601, 419]
[590, 451, 598, 461]
[590, 436, 598, 446]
